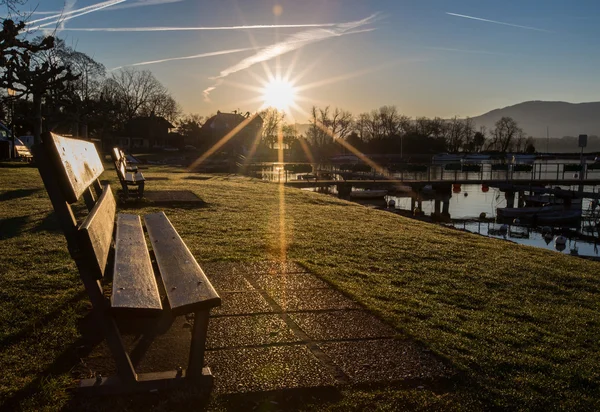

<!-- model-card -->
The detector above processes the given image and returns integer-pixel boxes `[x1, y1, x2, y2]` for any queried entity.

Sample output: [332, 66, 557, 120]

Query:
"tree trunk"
[33, 93, 42, 144]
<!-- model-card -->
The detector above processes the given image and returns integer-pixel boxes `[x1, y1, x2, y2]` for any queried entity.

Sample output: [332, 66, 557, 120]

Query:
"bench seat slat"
[144, 212, 220, 315]
[112, 214, 162, 313]
[124, 172, 145, 183]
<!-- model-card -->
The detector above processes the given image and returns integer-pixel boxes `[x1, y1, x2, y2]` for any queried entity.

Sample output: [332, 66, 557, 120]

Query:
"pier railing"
[264, 161, 600, 186]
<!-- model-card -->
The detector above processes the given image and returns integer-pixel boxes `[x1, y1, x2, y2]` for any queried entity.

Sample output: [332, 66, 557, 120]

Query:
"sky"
[7, 0, 600, 121]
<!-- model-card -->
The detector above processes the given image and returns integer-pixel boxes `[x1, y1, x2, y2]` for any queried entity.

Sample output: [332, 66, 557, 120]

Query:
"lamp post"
[7, 88, 15, 158]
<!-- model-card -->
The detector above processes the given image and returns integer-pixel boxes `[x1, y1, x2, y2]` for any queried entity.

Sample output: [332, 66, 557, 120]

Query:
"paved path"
[79, 261, 452, 395]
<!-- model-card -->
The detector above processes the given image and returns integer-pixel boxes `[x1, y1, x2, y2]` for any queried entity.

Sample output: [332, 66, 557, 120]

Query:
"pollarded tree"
[0, 19, 78, 143]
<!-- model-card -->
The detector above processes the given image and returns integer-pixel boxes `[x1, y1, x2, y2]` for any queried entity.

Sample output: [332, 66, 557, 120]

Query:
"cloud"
[110, 47, 255, 70]
[202, 13, 379, 99]
[446, 12, 551, 32]
[59, 23, 339, 32]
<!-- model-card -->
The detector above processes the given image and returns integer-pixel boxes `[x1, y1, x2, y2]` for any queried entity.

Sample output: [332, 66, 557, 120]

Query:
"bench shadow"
[30, 211, 61, 234]
[214, 386, 343, 411]
[0, 188, 40, 202]
[0, 215, 30, 240]
[0, 162, 35, 169]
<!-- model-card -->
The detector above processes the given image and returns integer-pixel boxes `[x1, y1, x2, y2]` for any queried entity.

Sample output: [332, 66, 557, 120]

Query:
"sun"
[262, 77, 297, 112]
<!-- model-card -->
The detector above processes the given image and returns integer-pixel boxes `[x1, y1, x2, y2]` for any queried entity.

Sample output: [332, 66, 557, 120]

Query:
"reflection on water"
[387, 184, 600, 257]
[452, 220, 599, 257]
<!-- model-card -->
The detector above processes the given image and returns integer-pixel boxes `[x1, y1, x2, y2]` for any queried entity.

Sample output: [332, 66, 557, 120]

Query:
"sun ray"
[292, 105, 388, 177]
[188, 113, 260, 171]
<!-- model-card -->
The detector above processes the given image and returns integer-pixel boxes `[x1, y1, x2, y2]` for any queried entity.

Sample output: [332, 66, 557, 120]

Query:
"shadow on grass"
[0, 215, 29, 240]
[0, 291, 87, 348]
[213, 386, 343, 411]
[30, 211, 61, 234]
[0, 161, 35, 169]
[62, 384, 341, 412]
[0, 188, 40, 202]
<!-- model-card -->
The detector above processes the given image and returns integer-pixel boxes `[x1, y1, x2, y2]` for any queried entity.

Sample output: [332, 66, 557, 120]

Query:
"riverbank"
[1, 163, 600, 410]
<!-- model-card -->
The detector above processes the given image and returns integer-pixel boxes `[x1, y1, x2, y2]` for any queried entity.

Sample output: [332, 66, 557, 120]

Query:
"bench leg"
[138, 181, 145, 198]
[187, 310, 210, 378]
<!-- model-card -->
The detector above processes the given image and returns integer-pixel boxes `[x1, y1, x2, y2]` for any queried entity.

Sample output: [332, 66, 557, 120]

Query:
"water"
[255, 161, 600, 257]
[387, 184, 600, 257]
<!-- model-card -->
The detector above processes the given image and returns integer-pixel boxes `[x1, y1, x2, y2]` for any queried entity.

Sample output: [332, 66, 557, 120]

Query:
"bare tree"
[104, 68, 178, 122]
[282, 124, 298, 149]
[260, 107, 285, 149]
[489, 116, 523, 152]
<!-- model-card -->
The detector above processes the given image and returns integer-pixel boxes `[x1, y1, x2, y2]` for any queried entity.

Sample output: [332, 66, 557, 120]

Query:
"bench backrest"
[34, 132, 115, 278]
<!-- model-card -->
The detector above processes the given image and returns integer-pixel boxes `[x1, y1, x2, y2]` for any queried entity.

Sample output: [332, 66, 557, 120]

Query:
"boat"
[497, 204, 568, 219]
[508, 154, 536, 164]
[349, 189, 387, 199]
[330, 154, 359, 162]
[533, 209, 583, 224]
[432, 153, 462, 163]
[462, 153, 490, 162]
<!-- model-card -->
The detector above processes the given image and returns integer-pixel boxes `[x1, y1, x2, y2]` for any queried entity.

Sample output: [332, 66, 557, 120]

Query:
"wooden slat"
[125, 172, 145, 183]
[144, 212, 221, 315]
[112, 214, 162, 313]
[79, 184, 116, 278]
[44, 132, 104, 203]
[112, 147, 121, 162]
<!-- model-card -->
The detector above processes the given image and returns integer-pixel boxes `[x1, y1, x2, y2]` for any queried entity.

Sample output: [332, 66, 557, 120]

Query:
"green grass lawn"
[1, 163, 600, 411]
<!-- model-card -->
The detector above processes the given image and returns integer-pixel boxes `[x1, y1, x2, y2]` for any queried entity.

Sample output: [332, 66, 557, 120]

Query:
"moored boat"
[497, 204, 567, 219]
[463, 153, 490, 162]
[508, 154, 536, 164]
[432, 153, 462, 163]
[350, 189, 387, 199]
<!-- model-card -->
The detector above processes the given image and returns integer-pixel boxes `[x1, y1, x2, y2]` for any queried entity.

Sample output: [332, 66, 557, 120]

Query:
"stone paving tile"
[205, 272, 254, 292]
[289, 310, 397, 341]
[212, 291, 274, 316]
[318, 339, 453, 384]
[202, 261, 308, 277]
[207, 315, 301, 349]
[206, 345, 336, 394]
[248, 273, 329, 292]
[268, 288, 361, 312]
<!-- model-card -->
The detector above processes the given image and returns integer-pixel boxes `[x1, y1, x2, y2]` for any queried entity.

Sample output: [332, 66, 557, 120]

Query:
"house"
[116, 116, 183, 150]
[198, 111, 263, 155]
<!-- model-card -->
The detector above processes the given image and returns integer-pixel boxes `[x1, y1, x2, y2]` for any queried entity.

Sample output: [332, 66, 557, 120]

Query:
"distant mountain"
[471, 101, 600, 138]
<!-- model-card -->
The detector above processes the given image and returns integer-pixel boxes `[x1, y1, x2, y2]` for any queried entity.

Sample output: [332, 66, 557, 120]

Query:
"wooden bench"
[15, 143, 33, 161]
[34, 132, 221, 394]
[111, 147, 145, 198]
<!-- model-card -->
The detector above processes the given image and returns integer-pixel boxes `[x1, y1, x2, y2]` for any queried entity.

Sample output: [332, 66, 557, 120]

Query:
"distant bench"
[111, 148, 145, 198]
[15, 144, 33, 161]
[34, 133, 221, 394]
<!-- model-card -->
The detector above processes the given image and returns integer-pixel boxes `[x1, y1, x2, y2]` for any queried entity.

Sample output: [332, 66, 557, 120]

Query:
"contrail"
[446, 12, 550, 32]
[30, 0, 127, 30]
[28, 0, 125, 25]
[426, 46, 513, 56]
[28, 0, 182, 16]
[60, 0, 77, 30]
[110, 47, 255, 71]
[60, 23, 339, 32]
[203, 13, 379, 99]
[106, 0, 184, 10]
